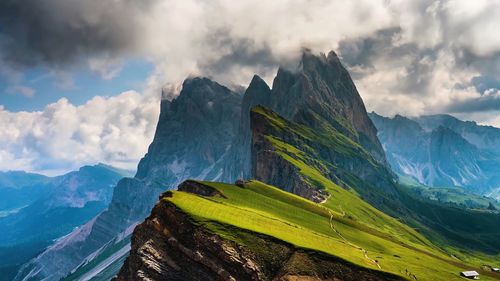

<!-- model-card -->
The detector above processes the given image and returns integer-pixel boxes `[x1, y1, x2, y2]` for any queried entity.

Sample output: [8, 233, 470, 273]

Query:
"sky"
[0, 0, 499, 175]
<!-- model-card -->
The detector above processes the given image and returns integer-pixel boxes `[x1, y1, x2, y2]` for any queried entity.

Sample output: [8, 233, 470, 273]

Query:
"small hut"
[460, 271, 480, 279]
[235, 179, 246, 188]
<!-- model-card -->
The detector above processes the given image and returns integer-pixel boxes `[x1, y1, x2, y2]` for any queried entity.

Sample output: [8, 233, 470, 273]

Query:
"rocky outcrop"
[217, 75, 273, 181]
[114, 183, 403, 281]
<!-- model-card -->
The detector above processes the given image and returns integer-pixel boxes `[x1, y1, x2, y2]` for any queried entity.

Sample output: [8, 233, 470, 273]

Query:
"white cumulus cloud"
[0, 92, 159, 175]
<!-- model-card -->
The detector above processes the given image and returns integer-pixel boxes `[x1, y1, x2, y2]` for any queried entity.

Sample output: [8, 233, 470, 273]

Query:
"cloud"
[0, 0, 144, 67]
[1, 0, 499, 107]
[446, 89, 500, 113]
[88, 57, 123, 80]
[0, 92, 160, 175]
[1, 0, 500, 174]
[6, 86, 35, 97]
[336, 0, 500, 118]
[0, 0, 395, 86]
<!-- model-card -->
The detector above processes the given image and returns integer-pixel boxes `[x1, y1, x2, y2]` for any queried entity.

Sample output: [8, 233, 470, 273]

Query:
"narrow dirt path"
[328, 210, 381, 269]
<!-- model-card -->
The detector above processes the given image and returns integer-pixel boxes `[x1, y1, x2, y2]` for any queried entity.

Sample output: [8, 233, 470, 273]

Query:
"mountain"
[249, 107, 500, 253]
[0, 171, 51, 214]
[15, 77, 243, 281]
[416, 114, 500, 155]
[218, 50, 387, 181]
[0, 164, 127, 281]
[370, 113, 500, 196]
[136, 77, 242, 183]
[115, 180, 406, 281]
[251, 106, 400, 213]
[19, 51, 393, 281]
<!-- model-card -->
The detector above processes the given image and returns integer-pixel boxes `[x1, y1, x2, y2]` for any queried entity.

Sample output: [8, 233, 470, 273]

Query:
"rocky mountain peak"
[430, 126, 476, 152]
[174, 77, 240, 107]
[298, 49, 341, 74]
[272, 50, 387, 164]
[216, 50, 390, 182]
[137, 76, 242, 182]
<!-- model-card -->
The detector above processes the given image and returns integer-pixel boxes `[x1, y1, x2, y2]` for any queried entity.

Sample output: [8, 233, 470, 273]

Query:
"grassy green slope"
[399, 175, 500, 210]
[253, 106, 500, 250]
[166, 181, 499, 280]
[252, 106, 403, 217]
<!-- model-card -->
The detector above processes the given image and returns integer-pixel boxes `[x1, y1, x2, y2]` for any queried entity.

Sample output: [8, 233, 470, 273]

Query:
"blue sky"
[1, 59, 154, 112]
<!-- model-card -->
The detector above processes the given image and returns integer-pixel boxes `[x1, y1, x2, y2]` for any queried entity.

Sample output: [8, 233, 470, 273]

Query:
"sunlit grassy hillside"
[166, 180, 500, 280]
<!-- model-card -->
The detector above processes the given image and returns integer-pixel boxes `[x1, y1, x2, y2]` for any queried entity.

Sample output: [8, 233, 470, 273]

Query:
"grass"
[165, 181, 500, 280]
[398, 175, 500, 210]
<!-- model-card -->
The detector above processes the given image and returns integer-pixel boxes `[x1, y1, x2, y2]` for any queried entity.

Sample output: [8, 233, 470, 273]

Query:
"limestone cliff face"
[137, 77, 242, 183]
[114, 181, 403, 281]
[216, 75, 272, 181]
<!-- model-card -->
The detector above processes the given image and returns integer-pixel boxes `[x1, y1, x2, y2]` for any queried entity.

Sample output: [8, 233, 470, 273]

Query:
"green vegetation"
[166, 181, 500, 280]
[399, 175, 500, 211]
[252, 106, 375, 165]
[253, 105, 500, 253]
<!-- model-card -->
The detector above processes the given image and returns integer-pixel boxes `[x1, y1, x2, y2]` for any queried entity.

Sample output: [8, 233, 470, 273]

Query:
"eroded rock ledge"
[114, 182, 403, 281]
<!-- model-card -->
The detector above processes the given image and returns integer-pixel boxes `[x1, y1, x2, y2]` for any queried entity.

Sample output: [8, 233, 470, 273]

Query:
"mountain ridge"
[370, 112, 500, 196]
[0, 164, 126, 281]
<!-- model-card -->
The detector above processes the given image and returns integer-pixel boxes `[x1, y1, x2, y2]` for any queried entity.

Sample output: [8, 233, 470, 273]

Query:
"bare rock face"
[216, 75, 273, 182]
[251, 115, 328, 203]
[177, 180, 227, 198]
[114, 182, 403, 281]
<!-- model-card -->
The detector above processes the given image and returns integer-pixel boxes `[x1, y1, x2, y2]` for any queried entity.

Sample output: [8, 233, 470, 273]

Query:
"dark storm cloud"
[454, 49, 500, 81]
[199, 31, 280, 74]
[446, 93, 500, 113]
[338, 27, 402, 69]
[338, 27, 438, 96]
[471, 76, 500, 94]
[0, 0, 154, 68]
[196, 31, 283, 86]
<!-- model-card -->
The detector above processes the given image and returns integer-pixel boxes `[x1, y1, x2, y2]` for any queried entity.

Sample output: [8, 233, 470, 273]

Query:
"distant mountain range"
[0, 164, 130, 281]
[370, 113, 500, 199]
